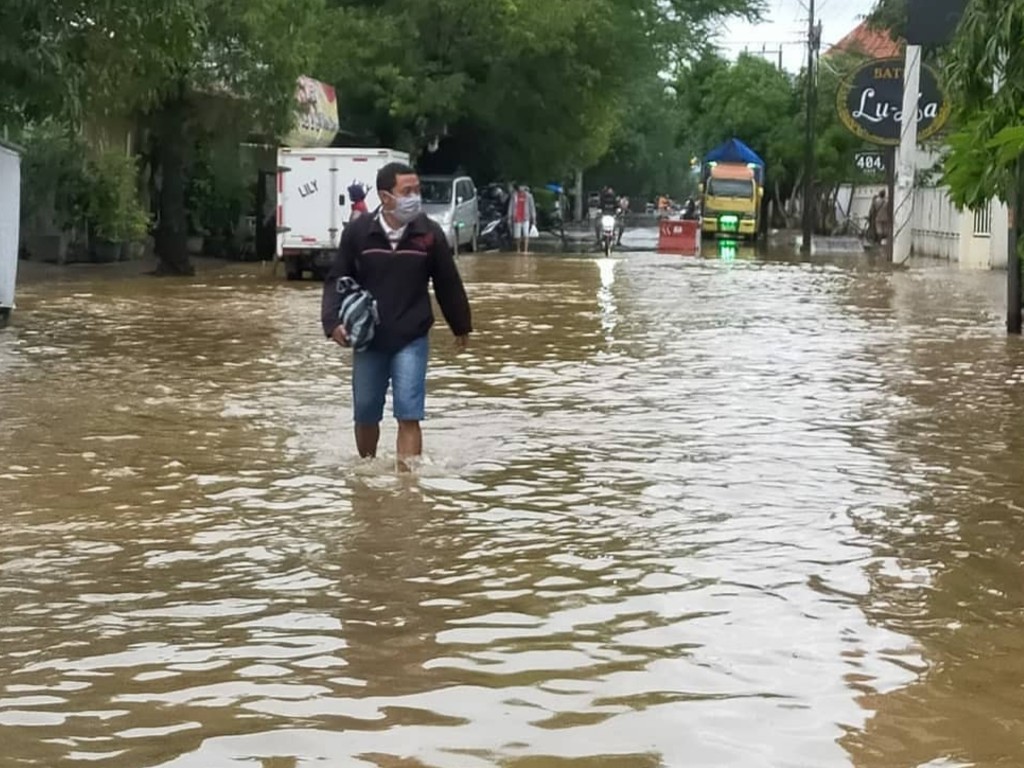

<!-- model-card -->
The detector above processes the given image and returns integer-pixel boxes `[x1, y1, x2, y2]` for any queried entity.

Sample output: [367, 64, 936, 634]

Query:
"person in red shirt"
[506, 183, 536, 254]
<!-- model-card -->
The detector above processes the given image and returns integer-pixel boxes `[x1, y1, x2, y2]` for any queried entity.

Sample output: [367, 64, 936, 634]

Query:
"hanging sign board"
[283, 76, 340, 148]
[836, 57, 950, 146]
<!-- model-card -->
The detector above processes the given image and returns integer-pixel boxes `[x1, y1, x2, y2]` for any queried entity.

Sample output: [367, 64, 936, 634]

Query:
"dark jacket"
[600, 190, 618, 214]
[321, 212, 473, 352]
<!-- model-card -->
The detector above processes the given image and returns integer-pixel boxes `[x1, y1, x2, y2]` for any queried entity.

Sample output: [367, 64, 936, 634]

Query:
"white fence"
[835, 184, 1011, 268]
[911, 186, 961, 261]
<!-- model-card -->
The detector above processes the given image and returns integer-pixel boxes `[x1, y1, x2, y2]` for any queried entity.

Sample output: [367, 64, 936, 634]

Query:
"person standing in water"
[507, 183, 537, 254]
[322, 162, 473, 467]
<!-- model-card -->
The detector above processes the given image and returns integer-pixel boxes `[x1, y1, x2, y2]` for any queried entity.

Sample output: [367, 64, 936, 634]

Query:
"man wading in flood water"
[322, 162, 473, 467]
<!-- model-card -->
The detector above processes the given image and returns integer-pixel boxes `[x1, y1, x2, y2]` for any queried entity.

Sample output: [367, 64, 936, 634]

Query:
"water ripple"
[1, 252, 1022, 766]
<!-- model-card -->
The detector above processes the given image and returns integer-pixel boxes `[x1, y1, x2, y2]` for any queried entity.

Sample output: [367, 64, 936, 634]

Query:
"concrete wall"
[989, 202, 1011, 269]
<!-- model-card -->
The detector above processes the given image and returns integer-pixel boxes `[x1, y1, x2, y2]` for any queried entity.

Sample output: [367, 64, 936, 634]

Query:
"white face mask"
[385, 192, 422, 225]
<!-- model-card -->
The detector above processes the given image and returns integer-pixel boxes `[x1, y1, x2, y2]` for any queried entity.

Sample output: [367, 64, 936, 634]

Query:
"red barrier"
[657, 218, 701, 254]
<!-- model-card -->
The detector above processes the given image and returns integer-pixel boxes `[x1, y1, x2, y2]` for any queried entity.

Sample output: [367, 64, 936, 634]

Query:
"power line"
[716, 40, 806, 47]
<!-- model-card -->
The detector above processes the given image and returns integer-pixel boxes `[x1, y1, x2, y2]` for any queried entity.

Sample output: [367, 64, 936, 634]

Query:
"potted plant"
[16, 120, 92, 263]
[87, 151, 150, 262]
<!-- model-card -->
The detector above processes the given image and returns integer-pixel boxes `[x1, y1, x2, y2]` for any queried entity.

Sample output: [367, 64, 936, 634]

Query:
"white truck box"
[0, 141, 21, 325]
[276, 146, 410, 280]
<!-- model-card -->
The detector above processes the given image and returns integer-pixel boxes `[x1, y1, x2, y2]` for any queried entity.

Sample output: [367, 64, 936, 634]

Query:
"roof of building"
[826, 21, 902, 59]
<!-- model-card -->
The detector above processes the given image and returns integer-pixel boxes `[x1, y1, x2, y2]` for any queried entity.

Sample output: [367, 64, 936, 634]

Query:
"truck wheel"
[285, 260, 303, 281]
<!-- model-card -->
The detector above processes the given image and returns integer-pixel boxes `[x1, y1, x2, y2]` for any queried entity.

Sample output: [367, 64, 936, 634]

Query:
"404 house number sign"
[836, 57, 950, 146]
[855, 152, 886, 173]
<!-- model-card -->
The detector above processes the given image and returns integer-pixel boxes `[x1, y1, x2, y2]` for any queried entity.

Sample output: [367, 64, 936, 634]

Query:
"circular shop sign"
[836, 57, 950, 146]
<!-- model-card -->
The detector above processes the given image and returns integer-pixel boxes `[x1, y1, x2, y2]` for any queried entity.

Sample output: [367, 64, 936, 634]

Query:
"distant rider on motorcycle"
[596, 186, 620, 244]
[616, 195, 630, 244]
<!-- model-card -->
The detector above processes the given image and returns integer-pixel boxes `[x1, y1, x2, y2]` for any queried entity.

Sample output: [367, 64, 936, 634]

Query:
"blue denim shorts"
[351, 335, 429, 424]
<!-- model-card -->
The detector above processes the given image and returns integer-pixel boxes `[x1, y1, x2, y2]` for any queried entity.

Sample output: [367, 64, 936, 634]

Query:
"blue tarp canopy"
[704, 138, 764, 167]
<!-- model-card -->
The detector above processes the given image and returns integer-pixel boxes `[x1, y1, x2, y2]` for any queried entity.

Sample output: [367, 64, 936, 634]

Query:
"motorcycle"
[599, 213, 617, 256]
[479, 217, 513, 251]
[477, 183, 514, 252]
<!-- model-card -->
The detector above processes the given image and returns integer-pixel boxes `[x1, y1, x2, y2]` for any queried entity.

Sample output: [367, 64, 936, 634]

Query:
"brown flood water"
[2, 238, 1024, 767]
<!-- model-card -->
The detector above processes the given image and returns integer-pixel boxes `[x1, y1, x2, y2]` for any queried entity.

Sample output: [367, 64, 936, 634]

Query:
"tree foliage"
[942, 0, 1024, 211]
[2, 0, 325, 273]
[314, 0, 764, 182]
[670, 49, 884, 229]
[3, 0, 770, 268]
[77, 0, 326, 274]
[867, 0, 908, 39]
[0, 0, 86, 126]
[680, 54, 800, 186]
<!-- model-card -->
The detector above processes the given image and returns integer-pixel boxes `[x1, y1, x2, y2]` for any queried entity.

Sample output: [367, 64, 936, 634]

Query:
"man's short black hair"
[377, 162, 417, 194]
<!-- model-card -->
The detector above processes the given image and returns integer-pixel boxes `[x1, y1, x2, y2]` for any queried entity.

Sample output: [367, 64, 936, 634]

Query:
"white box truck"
[0, 140, 21, 326]
[275, 147, 410, 280]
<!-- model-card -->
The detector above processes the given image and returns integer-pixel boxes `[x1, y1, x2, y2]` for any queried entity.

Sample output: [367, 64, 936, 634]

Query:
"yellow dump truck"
[700, 139, 765, 241]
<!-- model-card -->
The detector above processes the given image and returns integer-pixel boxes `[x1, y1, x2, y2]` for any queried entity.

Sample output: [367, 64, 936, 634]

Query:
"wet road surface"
[2, 240, 1024, 767]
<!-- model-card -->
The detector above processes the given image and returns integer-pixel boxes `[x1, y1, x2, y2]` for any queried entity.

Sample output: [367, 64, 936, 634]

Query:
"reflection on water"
[1, 246, 1023, 767]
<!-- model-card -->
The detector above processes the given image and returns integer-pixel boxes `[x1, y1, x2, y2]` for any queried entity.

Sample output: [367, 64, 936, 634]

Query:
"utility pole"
[993, 57, 1021, 333]
[800, 1, 820, 255]
[999, 66, 1023, 334]
[1011, 158, 1022, 334]
[574, 169, 584, 223]
[892, 45, 922, 265]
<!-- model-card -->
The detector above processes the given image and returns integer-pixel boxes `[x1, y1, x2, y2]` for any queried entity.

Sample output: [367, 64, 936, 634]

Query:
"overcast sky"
[716, 0, 878, 72]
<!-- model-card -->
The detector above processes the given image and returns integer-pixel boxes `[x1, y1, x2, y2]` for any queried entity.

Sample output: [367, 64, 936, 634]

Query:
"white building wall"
[990, 202, 1010, 269]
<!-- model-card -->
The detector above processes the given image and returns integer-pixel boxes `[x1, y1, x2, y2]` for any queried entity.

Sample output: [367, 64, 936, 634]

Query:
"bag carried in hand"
[336, 276, 379, 352]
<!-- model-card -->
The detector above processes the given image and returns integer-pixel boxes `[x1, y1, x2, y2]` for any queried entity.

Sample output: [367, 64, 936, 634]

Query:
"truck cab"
[699, 139, 766, 242]
[701, 162, 762, 240]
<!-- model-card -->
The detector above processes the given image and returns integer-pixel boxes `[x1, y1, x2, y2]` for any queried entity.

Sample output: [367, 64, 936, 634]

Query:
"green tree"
[942, 0, 1024, 214]
[867, 0, 908, 38]
[315, 0, 765, 182]
[5, 0, 767, 267]
[674, 49, 882, 231]
[806, 52, 880, 231]
[676, 53, 802, 224]
[0, 0, 86, 126]
[587, 76, 696, 202]
[74, 0, 326, 274]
